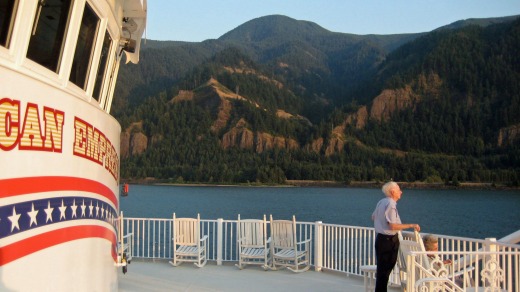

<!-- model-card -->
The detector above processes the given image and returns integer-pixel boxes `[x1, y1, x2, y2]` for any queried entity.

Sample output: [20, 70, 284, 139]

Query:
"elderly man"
[372, 181, 420, 292]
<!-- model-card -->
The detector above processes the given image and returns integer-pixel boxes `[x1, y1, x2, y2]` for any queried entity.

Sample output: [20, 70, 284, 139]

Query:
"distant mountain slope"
[349, 17, 520, 155]
[435, 15, 520, 31]
[115, 15, 520, 186]
[219, 15, 422, 51]
[115, 15, 424, 115]
[219, 15, 332, 43]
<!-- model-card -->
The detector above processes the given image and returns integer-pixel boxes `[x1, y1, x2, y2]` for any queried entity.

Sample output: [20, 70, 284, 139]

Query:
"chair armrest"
[451, 266, 474, 277]
[266, 237, 272, 243]
[200, 235, 208, 242]
[449, 259, 475, 272]
[296, 238, 312, 245]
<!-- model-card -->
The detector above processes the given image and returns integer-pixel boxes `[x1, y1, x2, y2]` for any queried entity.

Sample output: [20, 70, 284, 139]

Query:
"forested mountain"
[114, 15, 520, 186]
[114, 15, 421, 122]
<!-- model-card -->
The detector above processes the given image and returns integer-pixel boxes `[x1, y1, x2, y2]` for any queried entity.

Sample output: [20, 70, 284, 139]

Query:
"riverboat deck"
[118, 260, 400, 291]
[116, 217, 520, 292]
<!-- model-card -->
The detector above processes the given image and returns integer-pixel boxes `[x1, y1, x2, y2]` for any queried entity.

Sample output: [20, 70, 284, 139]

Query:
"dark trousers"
[375, 233, 399, 292]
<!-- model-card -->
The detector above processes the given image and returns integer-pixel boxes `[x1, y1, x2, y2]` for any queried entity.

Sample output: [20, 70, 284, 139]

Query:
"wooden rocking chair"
[269, 215, 311, 273]
[235, 214, 271, 270]
[169, 213, 208, 268]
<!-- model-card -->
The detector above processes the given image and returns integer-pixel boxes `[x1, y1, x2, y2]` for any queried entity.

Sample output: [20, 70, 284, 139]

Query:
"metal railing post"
[217, 218, 223, 265]
[484, 237, 499, 287]
[314, 221, 323, 271]
[485, 237, 498, 269]
[484, 237, 497, 252]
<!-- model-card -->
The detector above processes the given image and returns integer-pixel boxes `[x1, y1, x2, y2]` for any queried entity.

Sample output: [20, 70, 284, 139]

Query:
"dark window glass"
[0, 0, 17, 47]
[92, 31, 112, 101]
[69, 3, 99, 89]
[27, 0, 73, 72]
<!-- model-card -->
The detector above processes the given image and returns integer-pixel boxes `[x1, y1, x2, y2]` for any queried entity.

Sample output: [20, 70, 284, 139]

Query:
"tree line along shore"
[122, 178, 519, 190]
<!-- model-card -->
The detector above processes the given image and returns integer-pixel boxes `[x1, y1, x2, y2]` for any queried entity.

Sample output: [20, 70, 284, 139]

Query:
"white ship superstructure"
[0, 0, 146, 290]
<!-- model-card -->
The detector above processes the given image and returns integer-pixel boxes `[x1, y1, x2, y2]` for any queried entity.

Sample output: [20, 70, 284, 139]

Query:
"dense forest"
[113, 15, 520, 187]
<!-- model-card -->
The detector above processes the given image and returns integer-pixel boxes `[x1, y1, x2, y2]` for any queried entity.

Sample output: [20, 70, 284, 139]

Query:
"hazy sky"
[145, 0, 520, 42]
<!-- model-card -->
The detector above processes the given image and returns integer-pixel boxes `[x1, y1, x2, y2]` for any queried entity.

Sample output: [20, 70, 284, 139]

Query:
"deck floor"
[118, 260, 400, 291]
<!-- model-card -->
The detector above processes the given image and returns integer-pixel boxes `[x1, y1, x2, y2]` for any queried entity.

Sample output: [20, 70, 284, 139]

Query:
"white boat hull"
[1, 67, 120, 291]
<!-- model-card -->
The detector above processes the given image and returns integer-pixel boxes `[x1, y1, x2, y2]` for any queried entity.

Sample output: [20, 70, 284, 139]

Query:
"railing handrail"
[410, 250, 520, 255]
[120, 216, 520, 288]
[405, 249, 519, 291]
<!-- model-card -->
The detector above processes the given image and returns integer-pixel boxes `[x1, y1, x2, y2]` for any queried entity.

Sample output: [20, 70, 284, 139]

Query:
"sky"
[146, 0, 520, 42]
[145, 0, 520, 42]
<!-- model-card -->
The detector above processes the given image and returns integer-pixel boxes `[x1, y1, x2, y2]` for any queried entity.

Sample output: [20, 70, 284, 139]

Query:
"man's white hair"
[382, 181, 398, 197]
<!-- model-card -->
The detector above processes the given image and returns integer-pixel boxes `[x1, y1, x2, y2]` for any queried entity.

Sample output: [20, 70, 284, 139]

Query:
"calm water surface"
[120, 185, 520, 239]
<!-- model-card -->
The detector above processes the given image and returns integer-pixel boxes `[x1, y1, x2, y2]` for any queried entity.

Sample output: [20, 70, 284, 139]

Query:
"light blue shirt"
[372, 197, 401, 235]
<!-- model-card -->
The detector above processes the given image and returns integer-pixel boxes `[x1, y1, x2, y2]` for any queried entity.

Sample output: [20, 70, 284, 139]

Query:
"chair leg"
[287, 264, 310, 273]
[268, 258, 278, 270]
[194, 258, 206, 268]
[262, 256, 270, 271]
[194, 254, 207, 268]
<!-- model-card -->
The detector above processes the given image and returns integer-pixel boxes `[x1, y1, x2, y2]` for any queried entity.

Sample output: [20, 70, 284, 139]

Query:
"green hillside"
[114, 15, 520, 187]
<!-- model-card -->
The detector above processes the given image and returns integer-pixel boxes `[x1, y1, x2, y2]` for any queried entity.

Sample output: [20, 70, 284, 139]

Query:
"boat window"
[92, 30, 112, 101]
[27, 0, 73, 72]
[103, 51, 118, 111]
[0, 0, 17, 48]
[69, 3, 99, 89]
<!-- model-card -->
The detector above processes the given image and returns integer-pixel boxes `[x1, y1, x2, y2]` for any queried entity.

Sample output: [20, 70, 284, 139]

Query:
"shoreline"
[123, 178, 519, 190]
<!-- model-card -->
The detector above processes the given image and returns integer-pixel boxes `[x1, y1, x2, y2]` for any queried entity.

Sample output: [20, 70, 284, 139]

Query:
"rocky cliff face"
[306, 86, 417, 156]
[221, 119, 299, 152]
[304, 138, 323, 153]
[369, 86, 418, 122]
[307, 73, 443, 155]
[122, 74, 448, 157]
[498, 124, 520, 147]
[173, 90, 194, 102]
[221, 119, 254, 149]
[369, 73, 442, 122]
[120, 122, 148, 158]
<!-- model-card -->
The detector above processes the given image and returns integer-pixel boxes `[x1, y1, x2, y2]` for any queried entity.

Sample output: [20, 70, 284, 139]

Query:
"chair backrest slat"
[270, 215, 296, 249]
[237, 214, 267, 246]
[173, 213, 200, 246]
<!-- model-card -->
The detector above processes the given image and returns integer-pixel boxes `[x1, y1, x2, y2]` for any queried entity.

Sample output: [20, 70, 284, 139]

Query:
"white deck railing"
[120, 215, 519, 288]
[404, 250, 520, 291]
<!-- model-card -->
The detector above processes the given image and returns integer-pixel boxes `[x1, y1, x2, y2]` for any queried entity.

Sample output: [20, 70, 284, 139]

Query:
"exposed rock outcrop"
[498, 124, 520, 147]
[369, 86, 417, 122]
[369, 73, 442, 122]
[211, 98, 232, 134]
[126, 73, 447, 158]
[325, 138, 345, 157]
[171, 90, 194, 102]
[130, 132, 148, 156]
[305, 138, 324, 153]
[221, 119, 254, 149]
[221, 119, 299, 153]
[120, 122, 148, 158]
[308, 73, 443, 155]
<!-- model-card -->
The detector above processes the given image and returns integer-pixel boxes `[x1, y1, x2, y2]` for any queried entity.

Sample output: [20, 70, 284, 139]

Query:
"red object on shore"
[122, 183, 129, 196]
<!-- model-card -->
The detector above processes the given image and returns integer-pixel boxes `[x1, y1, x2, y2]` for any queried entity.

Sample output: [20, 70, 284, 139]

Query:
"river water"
[120, 184, 520, 239]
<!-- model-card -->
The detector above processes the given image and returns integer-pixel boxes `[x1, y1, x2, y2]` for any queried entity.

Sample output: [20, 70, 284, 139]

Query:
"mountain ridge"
[115, 14, 520, 186]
